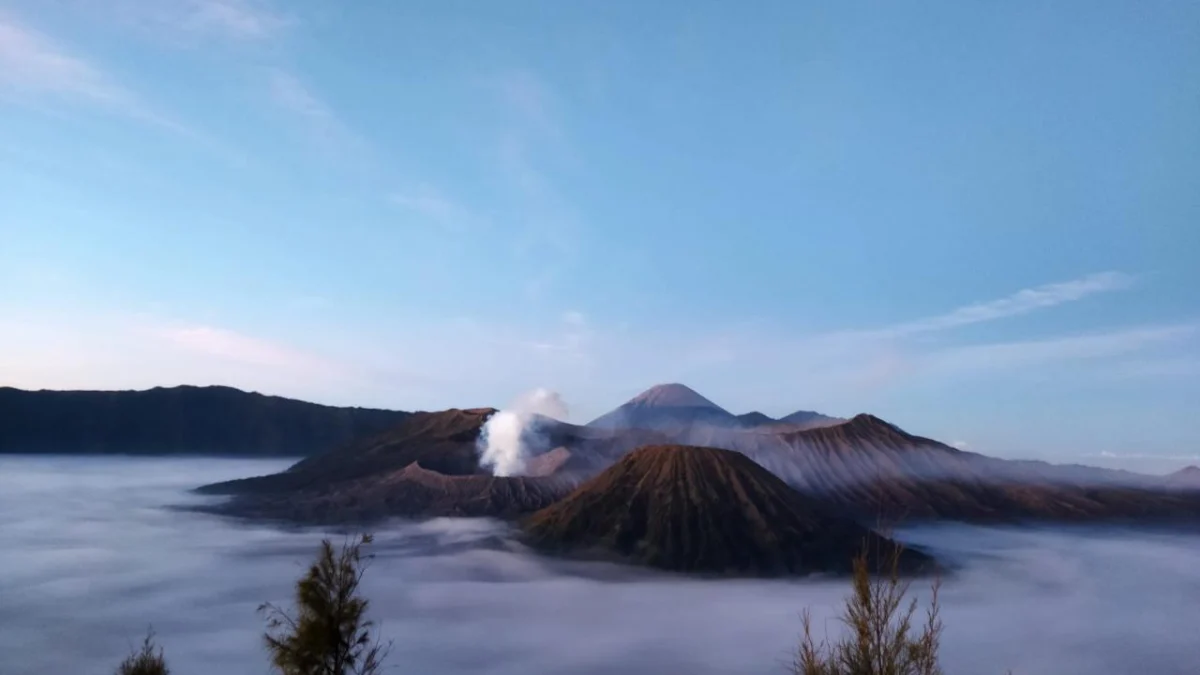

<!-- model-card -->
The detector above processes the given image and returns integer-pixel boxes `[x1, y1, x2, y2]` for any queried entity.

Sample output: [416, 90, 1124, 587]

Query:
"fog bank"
[1, 456, 1199, 675]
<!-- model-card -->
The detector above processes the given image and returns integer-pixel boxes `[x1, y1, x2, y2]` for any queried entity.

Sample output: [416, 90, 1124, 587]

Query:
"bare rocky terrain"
[521, 444, 933, 576]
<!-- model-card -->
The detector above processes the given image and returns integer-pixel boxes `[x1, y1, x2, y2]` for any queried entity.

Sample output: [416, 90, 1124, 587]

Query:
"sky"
[1, 0, 1198, 470]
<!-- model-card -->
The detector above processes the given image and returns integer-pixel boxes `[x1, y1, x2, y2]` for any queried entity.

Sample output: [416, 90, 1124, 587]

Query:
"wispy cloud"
[181, 0, 287, 40]
[474, 69, 583, 299]
[389, 185, 477, 230]
[489, 70, 563, 141]
[265, 67, 367, 157]
[522, 311, 592, 358]
[683, 272, 1147, 394]
[95, 4, 361, 159]
[594, 272, 1190, 410]
[0, 11, 199, 135]
[0, 13, 123, 104]
[266, 68, 337, 131]
[100, 0, 288, 44]
[880, 271, 1135, 337]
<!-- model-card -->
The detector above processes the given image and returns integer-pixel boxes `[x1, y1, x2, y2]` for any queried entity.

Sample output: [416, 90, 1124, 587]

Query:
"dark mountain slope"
[196, 408, 664, 523]
[198, 408, 497, 495]
[0, 386, 408, 456]
[522, 444, 932, 577]
[208, 462, 571, 525]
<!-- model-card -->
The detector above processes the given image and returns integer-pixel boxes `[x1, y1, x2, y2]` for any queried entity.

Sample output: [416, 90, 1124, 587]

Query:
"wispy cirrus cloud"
[876, 271, 1135, 338]
[522, 311, 592, 358]
[180, 0, 288, 40]
[0, 13, 123, 104]
[0, 11, 147, 111]
[609, 272, 1190, 409]
[489, 69, 564, 142]
[389, 184, 478, 230]
[266, 68, 338, 132]
[97, 0, 288, 44]
[102, 3, 366, 159]
[715, 271, 1149, 387]
[265, 67, 369, 157]
[482, 70, 583, 298]
[0, 11, 201, 136]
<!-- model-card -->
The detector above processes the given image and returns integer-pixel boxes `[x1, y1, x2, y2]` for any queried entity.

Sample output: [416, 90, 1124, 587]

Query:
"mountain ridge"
[587, 383, 840, 432]
[0, 385, 409, 457]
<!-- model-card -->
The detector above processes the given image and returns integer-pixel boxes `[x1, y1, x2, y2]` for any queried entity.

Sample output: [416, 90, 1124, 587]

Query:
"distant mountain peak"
[842, 413, 907, 435]
[736, 411, 777, 427]
[627, 383, 724, 411]
[586, 384, 735, 430]
[779, 409, 842, 428]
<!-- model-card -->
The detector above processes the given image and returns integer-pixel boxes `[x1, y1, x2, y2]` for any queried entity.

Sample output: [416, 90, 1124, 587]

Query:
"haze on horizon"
[1, 1, 1198, 472]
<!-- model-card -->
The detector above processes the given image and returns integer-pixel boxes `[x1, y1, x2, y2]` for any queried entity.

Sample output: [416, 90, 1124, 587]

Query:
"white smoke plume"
[478, 388, 569, 477]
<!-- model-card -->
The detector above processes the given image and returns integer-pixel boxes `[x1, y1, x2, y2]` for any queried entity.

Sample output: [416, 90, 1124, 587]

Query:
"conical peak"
[627, 383, 724, 410]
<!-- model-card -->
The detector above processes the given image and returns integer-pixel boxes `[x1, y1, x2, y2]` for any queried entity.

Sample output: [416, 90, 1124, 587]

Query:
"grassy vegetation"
[114, 630, 170, 675]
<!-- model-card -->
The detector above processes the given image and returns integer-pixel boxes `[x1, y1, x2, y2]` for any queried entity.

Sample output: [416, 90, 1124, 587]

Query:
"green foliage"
[115, 629, 170, 675]
[260, 533, 392, 675]
[794, 539, 943, 675]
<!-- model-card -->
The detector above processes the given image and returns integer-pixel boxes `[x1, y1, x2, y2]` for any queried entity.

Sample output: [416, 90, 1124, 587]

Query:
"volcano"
[193, 385, 1200, 528]
[195, 407, 662, 523]
[522, 444, 932, 577]
[587, 384, 840, 433]
[587, 383, 742, 431]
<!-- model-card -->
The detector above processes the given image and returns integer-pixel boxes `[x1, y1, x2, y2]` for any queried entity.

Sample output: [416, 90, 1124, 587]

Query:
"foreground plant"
[115, 629, 170, 675]
[794, 538, 943, 675]
[260, 533, 392, 675]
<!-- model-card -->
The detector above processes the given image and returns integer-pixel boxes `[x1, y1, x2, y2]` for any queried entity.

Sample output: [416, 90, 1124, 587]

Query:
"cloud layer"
[4, 457, 1200, 675]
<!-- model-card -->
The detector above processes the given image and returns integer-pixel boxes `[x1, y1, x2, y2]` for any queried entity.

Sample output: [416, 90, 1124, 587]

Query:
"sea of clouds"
[1, 455, 1198, 675]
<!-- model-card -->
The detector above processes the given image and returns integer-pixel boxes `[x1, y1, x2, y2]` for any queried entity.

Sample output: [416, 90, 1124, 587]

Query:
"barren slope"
[523, 444, 932, 576]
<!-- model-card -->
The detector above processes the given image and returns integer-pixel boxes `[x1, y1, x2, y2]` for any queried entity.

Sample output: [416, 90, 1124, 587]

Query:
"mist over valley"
[3, 456, 1199, 675]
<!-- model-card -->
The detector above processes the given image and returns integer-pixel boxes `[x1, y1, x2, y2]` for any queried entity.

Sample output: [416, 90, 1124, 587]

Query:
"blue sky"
[1, 1, 1198, 470]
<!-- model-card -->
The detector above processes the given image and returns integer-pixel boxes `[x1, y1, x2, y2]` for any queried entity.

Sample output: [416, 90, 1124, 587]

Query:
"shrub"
[794, 538, 943, 675]
[114, 629, 170, 675]
[260, 533, 392, 675]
